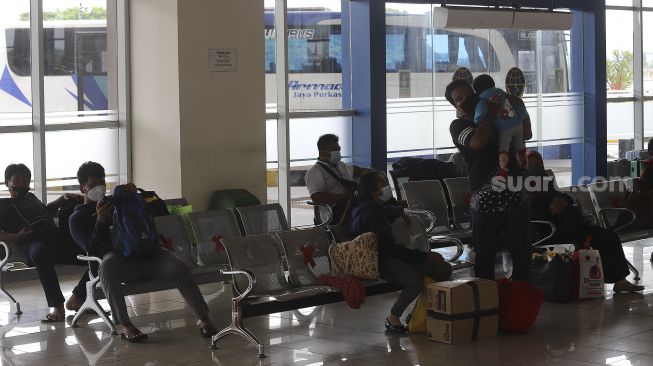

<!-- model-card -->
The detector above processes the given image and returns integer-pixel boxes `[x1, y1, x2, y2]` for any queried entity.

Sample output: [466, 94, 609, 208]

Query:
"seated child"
[472, 74, 528, 177]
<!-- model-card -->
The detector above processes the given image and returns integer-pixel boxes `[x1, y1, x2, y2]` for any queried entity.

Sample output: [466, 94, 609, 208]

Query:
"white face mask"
[328, 150, 342, 165]
[380, 185, 394, 202]
[87, 185, 107, 202]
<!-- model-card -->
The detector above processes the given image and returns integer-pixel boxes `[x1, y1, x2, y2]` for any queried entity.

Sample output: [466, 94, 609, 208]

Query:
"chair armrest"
[405, 209, 436, 233]
[220, 268, 257, 303]
[0, 241, 10, 268]
[597, 207, 636, 232]
[531, 220, 557, 248]
[77, 254, 103, 264]
[307, 201, 333, 228]
[77, 254, 103, 280]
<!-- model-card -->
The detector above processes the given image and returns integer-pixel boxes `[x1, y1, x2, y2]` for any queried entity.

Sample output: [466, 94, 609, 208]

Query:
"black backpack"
[57, 198, 80, 240]
[137, 188, 169, 217]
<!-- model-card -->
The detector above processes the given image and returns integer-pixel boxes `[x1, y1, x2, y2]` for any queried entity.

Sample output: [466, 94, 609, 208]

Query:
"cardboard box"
[426, 277, 499, 344]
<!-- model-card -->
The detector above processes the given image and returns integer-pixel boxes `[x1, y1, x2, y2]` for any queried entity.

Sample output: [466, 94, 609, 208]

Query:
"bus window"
[74, 32, 107, 75]
[425, 31, 498, 73]
[288, 38, 310, 72]
[6, 29, 31, 77]
[6, 27, 107, 77]
[265, 37, 276, 73]
[264, 25, 342, 73]
[386, 32, 405, 71]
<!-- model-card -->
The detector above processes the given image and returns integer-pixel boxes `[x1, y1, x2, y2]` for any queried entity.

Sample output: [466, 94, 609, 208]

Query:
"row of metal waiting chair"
[396, 175, 643, 281]
[564, 177, 653, 280]
[200, 208, 472, 357]
[148, 203, 472, 357]
[0, 199, 468, 357]
[396, 177, 558, 249]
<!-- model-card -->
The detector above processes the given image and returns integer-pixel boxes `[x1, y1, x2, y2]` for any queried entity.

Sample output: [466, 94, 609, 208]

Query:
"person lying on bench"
[68, 161, 218, 342]
[350, 170, 452, 334]
[0, 163, 89, 322]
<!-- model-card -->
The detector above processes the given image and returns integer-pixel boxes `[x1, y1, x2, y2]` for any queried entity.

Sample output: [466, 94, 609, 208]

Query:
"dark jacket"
[69, 202, 114, 258]
[528, 177, 584, 233]
[350, 198, 426, 264]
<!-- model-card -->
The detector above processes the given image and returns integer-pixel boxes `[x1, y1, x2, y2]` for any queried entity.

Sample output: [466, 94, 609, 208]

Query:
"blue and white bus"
[0, 11, 590, 177]
[262, 9, 582, 172]
[0, 20, 111, 126]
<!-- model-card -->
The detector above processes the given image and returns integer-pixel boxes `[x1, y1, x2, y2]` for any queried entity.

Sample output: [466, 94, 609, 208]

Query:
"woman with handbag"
[526, 151, 643, 293]
[350, 171, 452, 334]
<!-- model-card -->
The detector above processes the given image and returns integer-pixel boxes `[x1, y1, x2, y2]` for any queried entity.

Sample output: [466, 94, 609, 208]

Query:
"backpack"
[57, 197, 79, 241]
[111, 185, 161, 259]
[137, 188, 169, 217]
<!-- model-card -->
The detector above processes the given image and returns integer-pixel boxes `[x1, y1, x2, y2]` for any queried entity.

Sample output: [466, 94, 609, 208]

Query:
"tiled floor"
[2, 240, 653, 365]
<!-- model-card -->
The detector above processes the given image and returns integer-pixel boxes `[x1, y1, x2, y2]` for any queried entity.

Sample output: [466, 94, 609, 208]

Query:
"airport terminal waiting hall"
[2, 0, 653, 365]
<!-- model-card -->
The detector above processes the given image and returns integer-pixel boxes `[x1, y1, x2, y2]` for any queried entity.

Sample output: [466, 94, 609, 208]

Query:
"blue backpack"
[111, 185, 160, 259]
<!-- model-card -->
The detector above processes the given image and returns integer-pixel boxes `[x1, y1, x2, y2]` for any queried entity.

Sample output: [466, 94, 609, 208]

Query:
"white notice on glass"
[209, 48, 237, 72]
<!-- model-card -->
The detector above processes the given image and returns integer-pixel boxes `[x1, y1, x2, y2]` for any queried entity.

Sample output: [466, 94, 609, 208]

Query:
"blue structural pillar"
[571, 1, 607, 181]
[341, 0, 351, 110]
[350, 0, 387, 171]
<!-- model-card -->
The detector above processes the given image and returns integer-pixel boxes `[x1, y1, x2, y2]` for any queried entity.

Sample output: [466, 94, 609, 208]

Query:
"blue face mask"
[328, 150, 342, 165]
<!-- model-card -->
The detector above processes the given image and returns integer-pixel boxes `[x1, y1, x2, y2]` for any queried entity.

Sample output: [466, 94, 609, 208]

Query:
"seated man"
[0, 163, 88, 322]
[68, 161, 217, 342]
[305, 134, 367, 225]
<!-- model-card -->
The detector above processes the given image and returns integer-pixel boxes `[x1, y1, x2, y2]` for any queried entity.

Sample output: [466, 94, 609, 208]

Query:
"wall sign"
[209, 48, 237, 72]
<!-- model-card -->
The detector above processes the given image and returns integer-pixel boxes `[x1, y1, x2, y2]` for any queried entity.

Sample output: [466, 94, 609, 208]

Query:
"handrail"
[305, 201, 333, 229]
[404, 209, 436, 234]
[598, 207, 637, 232]
[531, 220, 558, 248]
[220, 269, 256, 303]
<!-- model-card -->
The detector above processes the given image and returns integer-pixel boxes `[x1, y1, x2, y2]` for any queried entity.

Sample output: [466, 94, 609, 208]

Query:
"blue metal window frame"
[349, 0, 607, 181]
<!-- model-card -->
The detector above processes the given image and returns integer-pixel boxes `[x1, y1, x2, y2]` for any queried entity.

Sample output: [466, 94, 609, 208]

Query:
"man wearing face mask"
[69, 161, 218, 342]
[350, 171, 452, 334]
[445, 79, 533, 281]
[0, 163, 89, 322]
[305, 134, 368, 224]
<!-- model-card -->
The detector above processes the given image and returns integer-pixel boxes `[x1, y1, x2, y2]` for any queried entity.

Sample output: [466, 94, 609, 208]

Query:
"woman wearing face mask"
[526, 151, 643, 293]
[350, 171, 452, 334]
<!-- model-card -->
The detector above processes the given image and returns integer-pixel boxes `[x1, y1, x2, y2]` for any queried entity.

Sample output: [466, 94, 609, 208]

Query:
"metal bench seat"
[71, 214, 226, 334]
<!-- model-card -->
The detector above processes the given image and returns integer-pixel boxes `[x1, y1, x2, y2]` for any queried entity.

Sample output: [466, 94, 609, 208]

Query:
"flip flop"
[120, 330, 148, 343]
[41, 313, 64, 323]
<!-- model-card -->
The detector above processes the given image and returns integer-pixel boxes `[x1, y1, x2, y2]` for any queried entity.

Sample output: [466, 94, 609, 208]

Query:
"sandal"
[120, 330, 148, 343]
[199, 324, 219, 338]
[384, 318, 408, 335]
[41, 313, 64, 323]
[613, 283, 645, 293]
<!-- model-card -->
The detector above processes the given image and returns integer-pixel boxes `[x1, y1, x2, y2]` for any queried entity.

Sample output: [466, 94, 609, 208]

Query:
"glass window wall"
[265, 1, 351, 226]
[385, 4, 581, 186]
[0, 0, 124, 202]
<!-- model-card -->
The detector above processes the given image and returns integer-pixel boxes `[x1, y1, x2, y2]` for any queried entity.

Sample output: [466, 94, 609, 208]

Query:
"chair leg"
[626, 259, 641, 281]
[71, 276, 116, 335]
[0, 272, 21, 315]
[210, 299, 265, 358]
